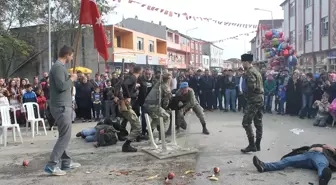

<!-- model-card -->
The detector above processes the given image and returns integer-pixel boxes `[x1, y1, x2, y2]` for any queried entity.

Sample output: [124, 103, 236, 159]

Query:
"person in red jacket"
[36, 89, 47, 119]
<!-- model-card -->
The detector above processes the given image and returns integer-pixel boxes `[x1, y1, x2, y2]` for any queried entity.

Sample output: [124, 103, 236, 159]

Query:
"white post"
[145, 114, 158, 149]
[171, 110, 177, 146]
[48, 0, 52, 70]
[159, 117, 167, 152]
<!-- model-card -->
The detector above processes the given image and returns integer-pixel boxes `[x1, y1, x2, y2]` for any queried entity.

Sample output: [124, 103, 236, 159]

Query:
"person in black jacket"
[252, 144, 336, 185]
[103, 80, 116, 120]
[212, 70, 223, 110]
[299, 73, 316, 119]
[223, 69, 237, 112]
[199, 69, 214, 110]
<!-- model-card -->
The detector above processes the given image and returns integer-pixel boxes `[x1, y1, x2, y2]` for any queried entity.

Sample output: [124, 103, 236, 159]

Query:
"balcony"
[156, 39, 167, 55]
[113, 26, 134, 50]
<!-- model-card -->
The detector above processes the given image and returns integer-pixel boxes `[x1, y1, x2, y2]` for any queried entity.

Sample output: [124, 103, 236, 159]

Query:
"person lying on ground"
[252, 144, 336, 185]
[76, 118, 127, 147]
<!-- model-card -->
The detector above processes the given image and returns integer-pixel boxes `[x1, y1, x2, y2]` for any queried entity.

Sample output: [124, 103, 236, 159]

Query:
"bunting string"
[112, 0, 258, 29]
[209, 31, 257, 43]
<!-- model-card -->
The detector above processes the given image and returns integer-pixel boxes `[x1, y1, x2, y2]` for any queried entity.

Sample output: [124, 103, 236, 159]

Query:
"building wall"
[120, 18, 167, 40]
[209, 45, 224, 68]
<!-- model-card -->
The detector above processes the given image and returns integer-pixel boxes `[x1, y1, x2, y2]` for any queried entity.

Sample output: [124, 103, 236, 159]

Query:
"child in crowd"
[22, 84, 37, 103]
[36, 89, 47, 119]
[277, 85, 286, 115]
[313, 93, 330, 127]
[92, 86, 102, 121]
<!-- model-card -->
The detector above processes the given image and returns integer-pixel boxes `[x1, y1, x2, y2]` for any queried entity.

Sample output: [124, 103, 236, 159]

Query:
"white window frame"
[321, 16, 329, 37]
[137, 37, 144, 51]
[290, 30, 295, 45]
[305, 24, 312, 41]
[305, 0, 312, 8]
[148, 40, 154, 52]
[290, 2, 295, 17]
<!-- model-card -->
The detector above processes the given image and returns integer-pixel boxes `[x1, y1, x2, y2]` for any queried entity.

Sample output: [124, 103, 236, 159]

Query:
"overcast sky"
[105, 0, 284, 59]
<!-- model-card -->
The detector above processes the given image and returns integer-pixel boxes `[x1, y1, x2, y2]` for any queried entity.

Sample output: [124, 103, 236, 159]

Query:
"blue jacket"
[22, 91, 37, 103]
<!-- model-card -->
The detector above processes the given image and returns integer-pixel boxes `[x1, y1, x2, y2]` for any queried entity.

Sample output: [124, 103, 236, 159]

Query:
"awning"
[328, 50, 336, 59]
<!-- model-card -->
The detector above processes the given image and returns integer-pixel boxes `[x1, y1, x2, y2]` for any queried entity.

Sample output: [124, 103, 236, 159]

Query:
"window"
[321, 16, 329, 36]
[191, 55, 194, 62]
[290, 30, 295, 44]
[149, 40, 154, 52]
[137, 37, 144, 50]
[290, 2, 295, 17]
[174, 35, 179, 44]
[116, 36, 121, 47]
[305, 0, 312, 8]
[191, 42, 194, 49]
[305, 24, 312, 41]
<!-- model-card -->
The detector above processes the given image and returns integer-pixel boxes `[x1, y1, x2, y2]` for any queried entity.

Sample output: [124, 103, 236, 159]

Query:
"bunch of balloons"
[262, 29, 297, 71]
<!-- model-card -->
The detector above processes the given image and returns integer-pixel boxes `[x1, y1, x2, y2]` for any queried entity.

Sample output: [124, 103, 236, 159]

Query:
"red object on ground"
[79, 0, 109, 61]
[22, 160, 29, 167]
[167, 172, 175, 179]
[213, 167, 220, 173]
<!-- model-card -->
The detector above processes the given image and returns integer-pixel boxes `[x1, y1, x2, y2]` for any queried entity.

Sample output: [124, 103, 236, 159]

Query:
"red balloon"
[283, 49, 289, 57]
[265, 31, 273, 39]
[287, 45, 293, 50]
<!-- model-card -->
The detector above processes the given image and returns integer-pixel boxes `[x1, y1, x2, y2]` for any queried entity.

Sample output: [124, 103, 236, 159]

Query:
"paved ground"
[0, 111, 336, 185]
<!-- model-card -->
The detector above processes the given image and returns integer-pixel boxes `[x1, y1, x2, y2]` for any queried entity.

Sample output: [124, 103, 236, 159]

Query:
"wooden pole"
[72, 26, 82, 74]
[71, 26, 82, 95]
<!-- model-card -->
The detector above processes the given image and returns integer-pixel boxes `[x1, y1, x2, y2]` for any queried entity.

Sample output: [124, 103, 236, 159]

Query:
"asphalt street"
[0, 111, 335, 185]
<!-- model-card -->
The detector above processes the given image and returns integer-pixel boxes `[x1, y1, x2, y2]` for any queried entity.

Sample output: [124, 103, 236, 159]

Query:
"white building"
[281, 0, 335, 72]
[252, 19, 284, 63]
[201, 55, 210, 69]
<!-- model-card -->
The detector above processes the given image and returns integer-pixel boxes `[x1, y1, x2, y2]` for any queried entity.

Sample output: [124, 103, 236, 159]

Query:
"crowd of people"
[1, 62, 336, 130]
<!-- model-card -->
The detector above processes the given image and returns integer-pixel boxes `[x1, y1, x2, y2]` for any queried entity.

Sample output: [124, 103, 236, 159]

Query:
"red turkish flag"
[79, 0, 109, 61]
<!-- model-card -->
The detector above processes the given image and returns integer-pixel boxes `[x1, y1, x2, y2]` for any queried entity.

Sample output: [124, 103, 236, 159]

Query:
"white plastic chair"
[0, 105, 23, 147]
[23, 102, 47, 138]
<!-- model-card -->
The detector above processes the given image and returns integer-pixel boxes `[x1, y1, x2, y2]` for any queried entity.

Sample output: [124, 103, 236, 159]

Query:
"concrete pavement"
[0, 111, 335, 185]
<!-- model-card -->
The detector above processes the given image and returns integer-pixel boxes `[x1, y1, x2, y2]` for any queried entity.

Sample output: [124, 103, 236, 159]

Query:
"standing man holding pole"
[44, 45, 81, 176]
[240, 54, 264, 153]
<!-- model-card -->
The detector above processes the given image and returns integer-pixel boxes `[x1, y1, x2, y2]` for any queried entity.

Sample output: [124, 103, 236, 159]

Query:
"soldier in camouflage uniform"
[143, 73, 172, 139]
[175, 82, 210, 135]
[240, 54, 264, 153]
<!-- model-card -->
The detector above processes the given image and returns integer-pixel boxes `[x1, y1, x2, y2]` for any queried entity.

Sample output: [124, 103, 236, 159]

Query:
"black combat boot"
[255, 138, 261, 151]
[241, 137, 257, 153]
[122, 140, 137, 152]
[202, 124, 210, 135]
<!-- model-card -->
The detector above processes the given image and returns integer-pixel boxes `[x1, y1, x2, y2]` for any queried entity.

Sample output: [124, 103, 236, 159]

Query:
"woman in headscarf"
[286, 70, 302, 116]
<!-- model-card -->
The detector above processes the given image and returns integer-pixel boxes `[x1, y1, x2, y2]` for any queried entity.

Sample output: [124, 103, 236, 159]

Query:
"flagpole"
[72, 26, 82, 74]
[48, 0, 52, 71]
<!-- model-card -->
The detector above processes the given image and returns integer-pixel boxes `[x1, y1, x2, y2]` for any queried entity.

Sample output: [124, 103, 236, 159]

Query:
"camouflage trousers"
[146, 105, 170, 132]
[120, 104, 141, 141]
[242, 102, 263, 139]
[177, 104, 206, 128]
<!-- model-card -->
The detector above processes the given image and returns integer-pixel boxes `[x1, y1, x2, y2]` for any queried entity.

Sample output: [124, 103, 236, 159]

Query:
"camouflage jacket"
[175, 88, 198, 110]
[245, 66, 264, 104]
[144, 81, 171, 109]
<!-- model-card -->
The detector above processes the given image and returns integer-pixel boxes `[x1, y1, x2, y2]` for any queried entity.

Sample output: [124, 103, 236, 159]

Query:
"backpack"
[95, 125, 118, 147]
